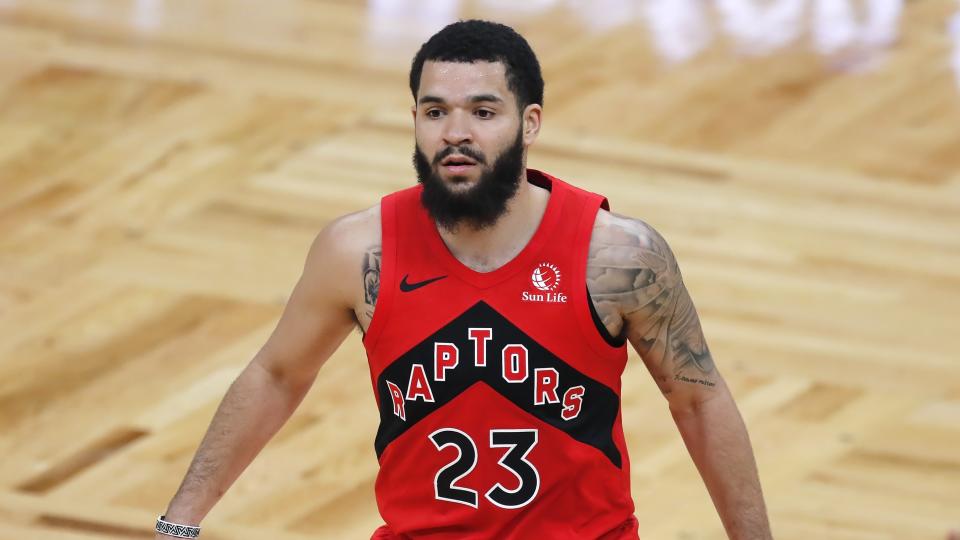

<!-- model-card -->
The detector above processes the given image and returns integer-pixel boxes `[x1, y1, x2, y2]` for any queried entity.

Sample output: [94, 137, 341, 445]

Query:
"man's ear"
[522, 104, 542, 146]
[411, 105, 417, 122]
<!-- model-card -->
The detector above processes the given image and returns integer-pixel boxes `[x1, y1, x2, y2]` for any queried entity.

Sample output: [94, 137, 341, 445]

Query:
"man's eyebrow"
[468, 94, 504, 104]
[417, 94, 505, 105]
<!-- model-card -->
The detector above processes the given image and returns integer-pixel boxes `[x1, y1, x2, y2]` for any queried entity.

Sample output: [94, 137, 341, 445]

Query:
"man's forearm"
[163, 361, 309, 524]
[671, 389, 771, 540]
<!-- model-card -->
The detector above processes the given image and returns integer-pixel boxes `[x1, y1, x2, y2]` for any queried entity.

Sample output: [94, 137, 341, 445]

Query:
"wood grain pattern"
[1, 1, 958, 538]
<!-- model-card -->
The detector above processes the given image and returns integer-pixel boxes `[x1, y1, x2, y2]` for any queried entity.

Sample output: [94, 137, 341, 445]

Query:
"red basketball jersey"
[364, 170, 638, 540]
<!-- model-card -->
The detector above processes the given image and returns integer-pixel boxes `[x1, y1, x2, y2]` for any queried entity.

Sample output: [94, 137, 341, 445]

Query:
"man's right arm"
[157, 211, 374, 534]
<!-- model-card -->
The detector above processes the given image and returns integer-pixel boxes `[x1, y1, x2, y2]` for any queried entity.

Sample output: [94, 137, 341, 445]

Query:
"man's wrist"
[162, 501, 204, 526]
[161, 512, 202, 525]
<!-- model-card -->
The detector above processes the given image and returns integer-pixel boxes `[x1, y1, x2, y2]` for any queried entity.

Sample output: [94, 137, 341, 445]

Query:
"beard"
[413, 127, 525, 232]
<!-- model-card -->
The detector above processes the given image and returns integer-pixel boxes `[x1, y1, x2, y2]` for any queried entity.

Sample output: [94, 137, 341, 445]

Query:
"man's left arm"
[587, 212, 772, 540]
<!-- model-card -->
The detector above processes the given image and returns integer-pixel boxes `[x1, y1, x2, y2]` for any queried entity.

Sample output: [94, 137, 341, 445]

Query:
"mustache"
[433, 145, 486, 166]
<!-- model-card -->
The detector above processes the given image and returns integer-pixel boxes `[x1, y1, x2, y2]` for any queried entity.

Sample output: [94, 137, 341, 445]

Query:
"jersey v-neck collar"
[418, 169, 567, 290]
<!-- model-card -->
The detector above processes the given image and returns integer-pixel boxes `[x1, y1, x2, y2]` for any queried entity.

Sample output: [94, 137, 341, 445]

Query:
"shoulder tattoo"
[587, 215, 715, 391]
[357, 245, 381, 331]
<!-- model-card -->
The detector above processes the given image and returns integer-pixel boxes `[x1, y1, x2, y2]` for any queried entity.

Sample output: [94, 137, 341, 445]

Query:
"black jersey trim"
[586, 285, 627, 347]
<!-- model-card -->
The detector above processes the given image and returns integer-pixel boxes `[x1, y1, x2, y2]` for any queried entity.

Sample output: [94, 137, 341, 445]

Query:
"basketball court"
[0, 1, 958, 538]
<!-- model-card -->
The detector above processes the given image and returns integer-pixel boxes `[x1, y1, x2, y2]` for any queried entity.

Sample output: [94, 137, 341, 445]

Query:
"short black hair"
[409, 19, 544, 110]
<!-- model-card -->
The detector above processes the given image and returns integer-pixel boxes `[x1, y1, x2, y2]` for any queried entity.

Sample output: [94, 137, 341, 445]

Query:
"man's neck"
[436, 169, 550, 273]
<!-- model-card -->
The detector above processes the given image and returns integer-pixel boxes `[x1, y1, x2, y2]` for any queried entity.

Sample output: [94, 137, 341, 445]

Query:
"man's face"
[412, 60, 540, 231]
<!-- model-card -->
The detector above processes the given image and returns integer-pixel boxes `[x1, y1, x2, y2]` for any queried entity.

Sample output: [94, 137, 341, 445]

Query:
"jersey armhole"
[586, 285, 627, 347]
[361, 193, 398, 353]
[571, 195, 629, 359]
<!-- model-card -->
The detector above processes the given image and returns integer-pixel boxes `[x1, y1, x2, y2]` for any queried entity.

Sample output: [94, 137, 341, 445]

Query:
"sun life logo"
[531, 262, 561, 291]
[522, 263, 567, 303]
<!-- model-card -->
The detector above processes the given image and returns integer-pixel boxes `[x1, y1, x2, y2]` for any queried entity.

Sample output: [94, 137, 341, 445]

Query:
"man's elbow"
[250, 354, 316, 398]
[666, 384, 730, 418]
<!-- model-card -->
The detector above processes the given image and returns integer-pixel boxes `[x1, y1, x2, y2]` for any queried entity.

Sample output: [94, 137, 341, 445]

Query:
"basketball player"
[155, 20, 771, 540]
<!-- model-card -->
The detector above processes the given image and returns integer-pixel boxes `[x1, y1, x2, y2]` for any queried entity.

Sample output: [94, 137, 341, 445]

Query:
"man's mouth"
[440, 155, 478, 174]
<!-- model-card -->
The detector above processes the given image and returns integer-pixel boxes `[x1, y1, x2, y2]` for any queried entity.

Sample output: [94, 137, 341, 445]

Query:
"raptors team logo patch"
[522, 262, 567, 303]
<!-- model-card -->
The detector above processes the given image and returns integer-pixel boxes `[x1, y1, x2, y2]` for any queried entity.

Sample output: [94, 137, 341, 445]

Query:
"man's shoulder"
[325, 203, 382, 243]
[306, 203, 382, 273]
[590, 208, 669, 255]
[295, 203, 382, 311]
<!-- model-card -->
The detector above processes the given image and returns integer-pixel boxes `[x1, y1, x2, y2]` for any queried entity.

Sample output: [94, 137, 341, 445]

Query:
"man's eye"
[426, 109, 444, 118]
[476, 109, 495, 119]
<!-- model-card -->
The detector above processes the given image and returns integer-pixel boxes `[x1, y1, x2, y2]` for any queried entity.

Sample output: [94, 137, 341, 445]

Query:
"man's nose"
[442, 110, 472, 146]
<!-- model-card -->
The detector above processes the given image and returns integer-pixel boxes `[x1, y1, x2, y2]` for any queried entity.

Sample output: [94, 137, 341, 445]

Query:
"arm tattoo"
[587, 214, 715, 392]
[357, 246, 381, 331]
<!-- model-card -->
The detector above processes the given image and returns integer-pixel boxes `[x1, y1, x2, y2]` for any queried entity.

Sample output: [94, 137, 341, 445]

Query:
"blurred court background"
[1, 0, 959, 538]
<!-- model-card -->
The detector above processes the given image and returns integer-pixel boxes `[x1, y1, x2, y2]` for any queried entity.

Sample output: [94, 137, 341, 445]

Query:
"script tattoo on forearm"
[358, 245, 381, 331]
[586, 214, 716, 393]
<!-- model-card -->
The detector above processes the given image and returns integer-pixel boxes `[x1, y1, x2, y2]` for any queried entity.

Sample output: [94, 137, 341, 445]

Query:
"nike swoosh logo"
[400, 274, 447, 292]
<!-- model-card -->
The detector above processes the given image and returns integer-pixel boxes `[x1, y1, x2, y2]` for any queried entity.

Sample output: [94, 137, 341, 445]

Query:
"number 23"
[429, 428, 540, 509]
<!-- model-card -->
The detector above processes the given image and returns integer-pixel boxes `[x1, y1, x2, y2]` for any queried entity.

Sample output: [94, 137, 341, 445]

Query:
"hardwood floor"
[1, 1, 958, 538]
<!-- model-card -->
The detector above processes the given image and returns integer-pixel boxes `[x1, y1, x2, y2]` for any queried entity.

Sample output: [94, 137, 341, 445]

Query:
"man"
[155, 20, 771, 540]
